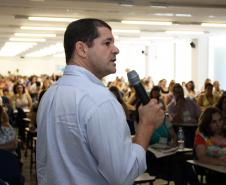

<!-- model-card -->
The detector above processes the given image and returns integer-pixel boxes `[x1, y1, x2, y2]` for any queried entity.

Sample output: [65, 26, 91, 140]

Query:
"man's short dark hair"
[64, 18, 112, 64]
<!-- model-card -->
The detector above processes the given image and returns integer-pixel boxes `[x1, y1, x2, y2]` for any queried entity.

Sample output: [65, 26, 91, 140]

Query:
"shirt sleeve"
[194, 132, 206, 146]
[86, 100, 146, 185]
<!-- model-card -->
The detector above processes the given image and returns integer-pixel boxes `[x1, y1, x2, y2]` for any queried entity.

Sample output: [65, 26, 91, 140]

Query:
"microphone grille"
[127, 70, 140, 86]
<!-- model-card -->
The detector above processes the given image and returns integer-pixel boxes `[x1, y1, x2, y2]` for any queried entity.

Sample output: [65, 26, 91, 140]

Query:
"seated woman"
[197, 83, 219, 111]
[184, 80, 197, 100]
[0, 104, 17, 153]
[168, 83, 201, 125]
[149, 85, 166, 111]
[194, 107, 226, 185]
[13, 83, 32, 110]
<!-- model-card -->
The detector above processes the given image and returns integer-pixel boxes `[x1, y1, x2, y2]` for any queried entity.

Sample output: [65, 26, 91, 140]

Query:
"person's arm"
[87, 99, 164, 185]
[26, 93, 33, 110]
[0, 138, 17, 151]
[197, 94, 204, 107]
[133, 99, 164, 150]
[195, 144, 226, 166]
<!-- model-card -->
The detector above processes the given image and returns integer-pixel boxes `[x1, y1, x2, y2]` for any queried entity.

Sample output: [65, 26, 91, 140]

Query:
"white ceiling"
[1, 0, 226, 57]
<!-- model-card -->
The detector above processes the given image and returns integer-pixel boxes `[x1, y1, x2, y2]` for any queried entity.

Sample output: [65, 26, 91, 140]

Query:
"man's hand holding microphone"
[127, 70, 164, 150]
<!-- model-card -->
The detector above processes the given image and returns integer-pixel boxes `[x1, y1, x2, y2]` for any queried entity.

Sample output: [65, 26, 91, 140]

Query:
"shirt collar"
[63, 65, 105, 87]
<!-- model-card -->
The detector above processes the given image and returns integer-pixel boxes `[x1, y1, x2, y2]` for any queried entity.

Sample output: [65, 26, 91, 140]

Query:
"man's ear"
[75, 41, 88, 57]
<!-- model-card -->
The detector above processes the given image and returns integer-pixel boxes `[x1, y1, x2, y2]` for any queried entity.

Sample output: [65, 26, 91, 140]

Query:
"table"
[148, 145, 192, 158]
[187, 160, 226, 174]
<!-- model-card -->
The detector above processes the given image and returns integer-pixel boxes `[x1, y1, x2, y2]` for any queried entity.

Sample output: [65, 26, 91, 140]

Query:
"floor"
[21, 149, 37, 185]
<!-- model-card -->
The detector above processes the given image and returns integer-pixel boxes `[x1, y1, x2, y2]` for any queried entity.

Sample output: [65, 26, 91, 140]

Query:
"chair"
[0, 149, 24, 185]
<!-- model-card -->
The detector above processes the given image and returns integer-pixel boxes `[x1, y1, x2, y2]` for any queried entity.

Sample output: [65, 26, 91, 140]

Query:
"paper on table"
[148, 145, 178, 158]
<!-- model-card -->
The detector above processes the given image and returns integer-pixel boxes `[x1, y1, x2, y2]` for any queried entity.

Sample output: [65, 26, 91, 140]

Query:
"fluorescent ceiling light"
[26, 43, 64, 57]
[154, 13, 173, 17]
[201, 23, 226, 27]
[121, 20, 172, 25]
[165, 31, 204, 35]
[9, 38, 46, 42]
[14, 33, 56, 37]
[175, 14, 192, 17]
[0, 42, 37, 56]
[150, 2, 168, 8]
[140, 36, 174, 40]
[21, 26, 65, 31]
[151, 5, 167, 8]
[113, 29, 140, 33]
[29, 17, 75, 22]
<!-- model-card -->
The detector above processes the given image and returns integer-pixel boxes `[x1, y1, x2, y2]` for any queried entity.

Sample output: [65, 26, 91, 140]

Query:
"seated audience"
[213, 80, 223, 97]
[149, 85, 166, 111]
[168, 83, 201, 125]
[194, 107, 226, 185]
[197, 83, 219, 111]
[158, 79, 169, 106]
[184, 80, 196, 99]
[166, 80, 175, 105]
[13, 83, 32, 110]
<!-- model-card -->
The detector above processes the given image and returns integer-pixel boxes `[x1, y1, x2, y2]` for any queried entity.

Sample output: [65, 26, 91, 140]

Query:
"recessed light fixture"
[121, 20, 172, 25]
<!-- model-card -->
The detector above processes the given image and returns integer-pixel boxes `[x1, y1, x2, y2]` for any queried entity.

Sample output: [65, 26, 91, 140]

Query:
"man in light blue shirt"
[36, 18, 164, 185]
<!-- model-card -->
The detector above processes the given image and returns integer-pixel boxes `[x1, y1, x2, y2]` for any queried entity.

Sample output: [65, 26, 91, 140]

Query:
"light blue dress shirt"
[36, 65, 146, 185]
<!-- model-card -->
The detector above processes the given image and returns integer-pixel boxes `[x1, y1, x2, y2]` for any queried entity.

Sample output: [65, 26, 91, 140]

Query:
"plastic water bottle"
[177, 127, 185, 150]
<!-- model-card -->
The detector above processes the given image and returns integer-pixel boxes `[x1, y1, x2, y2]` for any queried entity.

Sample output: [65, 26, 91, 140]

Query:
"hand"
[138, 99, 164, 129]
[134, 99, 164, 150]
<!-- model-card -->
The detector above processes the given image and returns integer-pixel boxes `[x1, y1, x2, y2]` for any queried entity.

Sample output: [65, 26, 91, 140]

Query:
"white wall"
[209, 35, 226, 90]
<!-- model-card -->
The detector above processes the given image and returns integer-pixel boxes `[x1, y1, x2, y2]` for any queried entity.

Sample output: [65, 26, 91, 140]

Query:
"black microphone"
[127, 70, 150, 105]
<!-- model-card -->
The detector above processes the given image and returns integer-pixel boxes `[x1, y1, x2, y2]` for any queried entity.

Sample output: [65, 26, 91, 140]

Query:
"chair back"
[0, 149, 24, 185]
